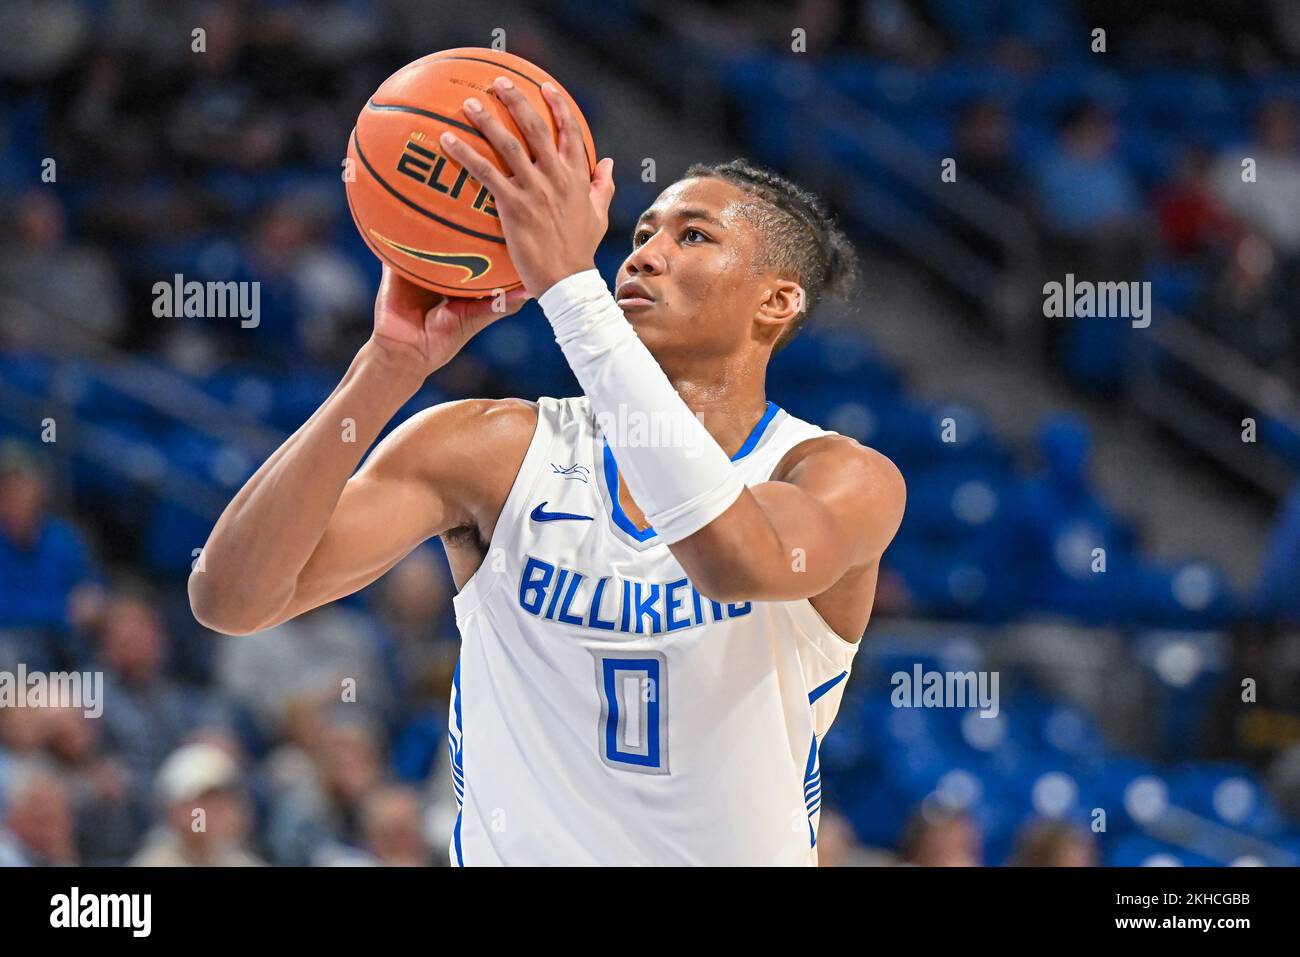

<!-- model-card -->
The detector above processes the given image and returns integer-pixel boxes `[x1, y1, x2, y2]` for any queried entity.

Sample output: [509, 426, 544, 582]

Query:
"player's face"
[615, 177, 775, 360]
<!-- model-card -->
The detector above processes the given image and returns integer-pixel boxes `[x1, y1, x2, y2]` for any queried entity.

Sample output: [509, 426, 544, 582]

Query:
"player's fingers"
[459, 93, 539, 182]
[489, 286, 533, 315]
[438, 130, 516, 202]
[379, 264, 446, 314]
[541, 82, 585, 167]
[488, 76, 561, 176]
[590, 157, 616, 221]
[449, 286, 531, 338]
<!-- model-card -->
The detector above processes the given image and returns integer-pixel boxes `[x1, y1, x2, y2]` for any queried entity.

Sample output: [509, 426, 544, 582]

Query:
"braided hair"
[682, 158, 859, 350]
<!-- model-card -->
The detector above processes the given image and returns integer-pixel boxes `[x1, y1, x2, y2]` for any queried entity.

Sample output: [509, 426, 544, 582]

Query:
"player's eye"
[632, 229, 652, 248]
[683, 227, 709, 244]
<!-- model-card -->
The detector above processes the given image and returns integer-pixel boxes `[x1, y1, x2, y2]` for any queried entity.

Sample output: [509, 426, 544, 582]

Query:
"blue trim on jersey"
[450, 659, 465, 866]
[804, 733, 822, 848]
[808, 670, 849, 706]
[731, 400, 780, 461]
[601, 401, 782, 542]
[803, 671, 844, 848]
[603, 444, 658, 542]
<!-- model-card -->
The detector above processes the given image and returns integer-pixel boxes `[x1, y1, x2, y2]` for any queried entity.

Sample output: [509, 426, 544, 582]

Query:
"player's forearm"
[539, 270, 745, 544]
[189, 341, 424, 633]
[671, 485, 851, 603]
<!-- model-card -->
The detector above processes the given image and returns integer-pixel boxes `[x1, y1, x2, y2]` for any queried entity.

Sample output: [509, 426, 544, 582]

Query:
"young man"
[190, 76, 906, 865]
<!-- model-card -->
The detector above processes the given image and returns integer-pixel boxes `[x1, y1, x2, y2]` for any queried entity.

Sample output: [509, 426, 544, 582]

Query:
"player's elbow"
[187, 571, 270, 636]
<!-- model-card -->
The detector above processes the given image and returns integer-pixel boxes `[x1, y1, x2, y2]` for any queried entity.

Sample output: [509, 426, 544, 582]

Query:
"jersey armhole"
[450, 398, 557, 616]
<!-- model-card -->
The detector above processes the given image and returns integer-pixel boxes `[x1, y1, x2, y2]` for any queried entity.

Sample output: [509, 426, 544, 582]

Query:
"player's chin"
[616, 299, 667, 335]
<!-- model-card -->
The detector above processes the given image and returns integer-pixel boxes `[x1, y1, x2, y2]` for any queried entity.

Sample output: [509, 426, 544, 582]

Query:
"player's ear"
[754, 279, 804, 342]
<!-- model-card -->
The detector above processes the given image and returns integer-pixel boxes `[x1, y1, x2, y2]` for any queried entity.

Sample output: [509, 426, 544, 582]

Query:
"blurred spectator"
[44, 706, 144, 865]
[0, 0, 86, 84]
[371, 546, 456, 717]
[130, 742, 264, 866]
[0, 191, 125, 345]
[1194, 232, 1297, 372]
[264, 710, 387, 865]
[225, 193, 371, 363]
[360, 784, 433, 866]
[1031, 102, 1151, 275]
[898, 805, 982, 866]
[1007, 819, 1098, 866]
[852, 0, 944, 64]
[1211, 98, 1300, 256]
[816, 809, 897, 866]
[217, 602, 396, 744]
[1154, 147, 1242, 260]
[946, 99, 1025, 299]
[97, 587, 226, 800]
[0, 441, 102, 670]
[0, 760, 78, 865]
[955, 100, 1021, 203]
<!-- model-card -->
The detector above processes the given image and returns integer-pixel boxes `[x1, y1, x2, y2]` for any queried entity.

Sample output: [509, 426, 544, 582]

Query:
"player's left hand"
[440, 76, 615, 298]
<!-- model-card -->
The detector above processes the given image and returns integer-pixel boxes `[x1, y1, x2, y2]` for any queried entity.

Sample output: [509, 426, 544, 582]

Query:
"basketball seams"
[348, 47, 596, 295]
[388, 51, 596, 173]
[344, 155, 520, 296]
[365, 101, 488, 142]
[350, 129, 506, 246]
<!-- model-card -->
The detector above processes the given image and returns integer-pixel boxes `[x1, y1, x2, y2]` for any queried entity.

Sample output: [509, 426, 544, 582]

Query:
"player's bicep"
[775, 441, 906, 566]
[292, 467, 446, 606]
[274, 407, 469, 621]
[275, 398, 536, 623]
[750, 440, 906, 585]
[746, 480, 858, 588]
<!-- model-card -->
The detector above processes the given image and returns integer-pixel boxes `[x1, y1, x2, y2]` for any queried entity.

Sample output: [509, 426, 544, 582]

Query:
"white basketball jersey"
[448, 396, 861, 866]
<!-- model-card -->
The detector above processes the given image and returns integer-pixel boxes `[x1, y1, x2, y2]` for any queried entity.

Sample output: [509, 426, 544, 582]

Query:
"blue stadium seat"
[1167, 764, 1286, 838]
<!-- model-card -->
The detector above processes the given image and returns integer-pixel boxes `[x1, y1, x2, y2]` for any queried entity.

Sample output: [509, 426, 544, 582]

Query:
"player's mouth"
[615, 280, 655, 310]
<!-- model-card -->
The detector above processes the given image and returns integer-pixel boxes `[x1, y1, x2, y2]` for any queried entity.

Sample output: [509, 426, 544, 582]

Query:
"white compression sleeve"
[538, 269, 745, 544]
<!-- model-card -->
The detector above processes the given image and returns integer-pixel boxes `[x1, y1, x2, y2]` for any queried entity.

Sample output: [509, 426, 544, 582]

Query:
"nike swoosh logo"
[530, 502, 594, 523]
[368, 229, 492, 281]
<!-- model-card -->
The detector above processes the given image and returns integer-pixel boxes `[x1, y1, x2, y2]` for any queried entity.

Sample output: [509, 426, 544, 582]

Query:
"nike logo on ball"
[530, 502, 594, 523]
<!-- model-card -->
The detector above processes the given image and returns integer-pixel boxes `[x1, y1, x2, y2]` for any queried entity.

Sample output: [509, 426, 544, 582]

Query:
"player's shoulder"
[375, 397, 539, 480]
[773, 431, 906, 503]
[409, 396, 539, 443]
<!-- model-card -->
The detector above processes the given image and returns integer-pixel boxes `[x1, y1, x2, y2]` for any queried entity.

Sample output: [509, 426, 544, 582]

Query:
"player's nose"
[623, 243, 666, 277]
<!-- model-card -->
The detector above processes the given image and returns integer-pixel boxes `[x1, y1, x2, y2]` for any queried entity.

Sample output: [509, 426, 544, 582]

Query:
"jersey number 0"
[594, 651, 669, 774]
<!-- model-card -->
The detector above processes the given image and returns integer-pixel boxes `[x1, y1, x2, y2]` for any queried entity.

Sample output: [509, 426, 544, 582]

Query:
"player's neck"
[607, 359, 767, 531]
[666, 368, 769, 461]
[612, 371, 769, 532]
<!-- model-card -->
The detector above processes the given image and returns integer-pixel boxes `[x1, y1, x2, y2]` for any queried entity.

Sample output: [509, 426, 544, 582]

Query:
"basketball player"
[190, 76, 906, 865]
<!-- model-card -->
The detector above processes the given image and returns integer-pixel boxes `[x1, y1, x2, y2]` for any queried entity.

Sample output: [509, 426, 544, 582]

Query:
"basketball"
[344, 47, 598, 297]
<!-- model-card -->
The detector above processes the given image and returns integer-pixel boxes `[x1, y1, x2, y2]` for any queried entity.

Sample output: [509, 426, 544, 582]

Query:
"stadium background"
[2, 0, 1300, 867]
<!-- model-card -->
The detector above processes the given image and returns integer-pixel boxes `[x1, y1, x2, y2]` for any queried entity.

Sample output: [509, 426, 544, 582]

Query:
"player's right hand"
[369, 265, 532, 378]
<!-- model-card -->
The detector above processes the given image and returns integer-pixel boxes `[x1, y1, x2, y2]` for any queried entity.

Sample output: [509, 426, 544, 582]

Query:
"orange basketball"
[345, 47, 598, 297]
